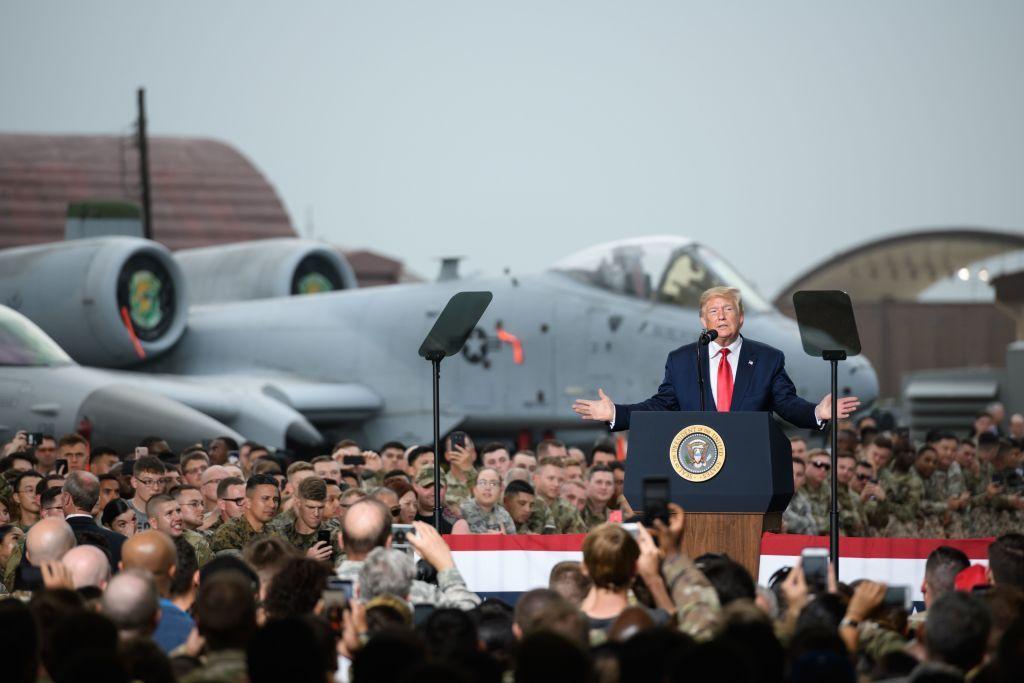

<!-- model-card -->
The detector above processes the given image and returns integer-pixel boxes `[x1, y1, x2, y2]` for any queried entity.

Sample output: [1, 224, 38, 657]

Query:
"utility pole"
[136, 87, 153, 239]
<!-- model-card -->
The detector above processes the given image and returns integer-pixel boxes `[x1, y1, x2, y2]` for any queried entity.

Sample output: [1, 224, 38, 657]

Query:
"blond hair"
[699, 286, 744, 316]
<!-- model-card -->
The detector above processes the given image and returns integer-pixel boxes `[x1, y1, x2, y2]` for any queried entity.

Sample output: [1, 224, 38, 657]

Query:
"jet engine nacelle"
[175, 238, 358, 304]
[0, 237, 187, 367]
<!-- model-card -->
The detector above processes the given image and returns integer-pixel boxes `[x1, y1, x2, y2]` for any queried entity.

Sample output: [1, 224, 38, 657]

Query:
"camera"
[392, 523, 416, 548]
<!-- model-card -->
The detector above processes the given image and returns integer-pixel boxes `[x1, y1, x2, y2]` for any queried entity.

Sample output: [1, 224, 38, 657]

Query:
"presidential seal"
[669, 425, 726, 482]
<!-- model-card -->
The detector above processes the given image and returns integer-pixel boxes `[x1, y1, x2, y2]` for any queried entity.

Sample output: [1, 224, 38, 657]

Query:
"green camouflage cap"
[415, 467, 437, 487]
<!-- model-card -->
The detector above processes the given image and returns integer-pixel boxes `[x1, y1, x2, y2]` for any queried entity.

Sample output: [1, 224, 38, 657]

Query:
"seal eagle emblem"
[669, 425, 726, 482]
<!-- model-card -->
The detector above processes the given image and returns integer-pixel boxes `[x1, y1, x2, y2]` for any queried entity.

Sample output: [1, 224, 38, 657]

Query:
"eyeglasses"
[221, 497, 245, 506]
[811, 462, 831, 470]
[476, 480, 501, 489]
[855, 474, 877, 483]
[134, 477, 163, 488]
[390, 507, 401, 517]
[180, 501, 204, 509]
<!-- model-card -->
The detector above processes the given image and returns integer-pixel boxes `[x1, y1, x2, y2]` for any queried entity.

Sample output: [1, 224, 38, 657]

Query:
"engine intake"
[0, 237, 187, 367]
[175, 238, 357, 304]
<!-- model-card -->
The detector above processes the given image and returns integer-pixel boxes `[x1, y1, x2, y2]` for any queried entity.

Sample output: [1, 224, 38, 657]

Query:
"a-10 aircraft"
[0, 233, 879, 452]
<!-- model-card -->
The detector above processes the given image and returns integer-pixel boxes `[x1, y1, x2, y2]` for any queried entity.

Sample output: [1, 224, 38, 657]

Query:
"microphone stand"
[696, 330, 714, 411]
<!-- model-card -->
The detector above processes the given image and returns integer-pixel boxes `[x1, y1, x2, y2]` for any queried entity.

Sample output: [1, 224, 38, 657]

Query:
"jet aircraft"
[0, 234, 879, 452]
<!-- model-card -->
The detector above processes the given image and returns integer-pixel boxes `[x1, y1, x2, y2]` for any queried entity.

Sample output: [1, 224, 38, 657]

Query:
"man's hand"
[572, 388, 615, 423]
[340, 600, 367, 659]
[635, 525, 662, 580]
[306, 541, 333, 562]
[360, 450, 382, 473]
[650, 502, 685, 557]
[2, 430, 27, 456]
[447, 445, 476, 475]
[41, 561, 74, 590]
[814, 394, 861, 422]
[407, 521, 455, 572]
[781, 563, 810, 616]
[846, 580, 886, 622]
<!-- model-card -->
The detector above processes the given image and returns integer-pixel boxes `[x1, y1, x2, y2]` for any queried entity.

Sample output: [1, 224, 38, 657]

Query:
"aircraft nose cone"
[79, 385, 243, 452]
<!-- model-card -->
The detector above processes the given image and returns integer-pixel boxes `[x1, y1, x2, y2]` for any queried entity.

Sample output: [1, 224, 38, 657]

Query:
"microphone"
[699, 328, 719, 345]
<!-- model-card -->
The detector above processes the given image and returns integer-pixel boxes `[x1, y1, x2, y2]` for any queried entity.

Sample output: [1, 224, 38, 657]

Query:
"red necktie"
[717, 348, 733, 412]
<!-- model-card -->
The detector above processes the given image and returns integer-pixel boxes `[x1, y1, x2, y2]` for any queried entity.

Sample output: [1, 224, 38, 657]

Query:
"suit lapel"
[729, 339, 755, 411]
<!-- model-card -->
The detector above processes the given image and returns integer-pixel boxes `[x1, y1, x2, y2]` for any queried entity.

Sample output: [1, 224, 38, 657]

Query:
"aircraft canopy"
[551, 236, 771, 312]
[0, 306, 73, 367]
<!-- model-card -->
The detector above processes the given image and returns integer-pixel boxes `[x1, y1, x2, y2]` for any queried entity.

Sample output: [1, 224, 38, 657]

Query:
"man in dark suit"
[573, 286, 860, 430]
[63, 470, 125, 569]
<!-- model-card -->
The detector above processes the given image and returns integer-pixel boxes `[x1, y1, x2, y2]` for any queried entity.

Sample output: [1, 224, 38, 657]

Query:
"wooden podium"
[623, 411, 793, 580]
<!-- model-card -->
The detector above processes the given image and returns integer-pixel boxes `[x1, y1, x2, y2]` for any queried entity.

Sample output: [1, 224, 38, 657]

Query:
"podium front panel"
[623, 411, 793, 514]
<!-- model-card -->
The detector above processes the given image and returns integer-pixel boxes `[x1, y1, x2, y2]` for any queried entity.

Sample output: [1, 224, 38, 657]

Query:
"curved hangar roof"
[0, 133, 295, 250]
[773, 228, 1024, 306]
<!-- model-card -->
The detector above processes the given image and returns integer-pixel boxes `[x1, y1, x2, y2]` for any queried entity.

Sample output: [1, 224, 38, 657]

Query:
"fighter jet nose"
[841, 356, 880, 410]
[79, 385, 243, 452]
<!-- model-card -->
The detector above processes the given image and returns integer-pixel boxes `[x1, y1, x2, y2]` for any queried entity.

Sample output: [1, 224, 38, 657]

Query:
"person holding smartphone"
[276, 477, 336, 563]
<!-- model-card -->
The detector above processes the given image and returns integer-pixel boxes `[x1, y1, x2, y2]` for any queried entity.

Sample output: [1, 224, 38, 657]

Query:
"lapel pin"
[748, 360, 754, 366]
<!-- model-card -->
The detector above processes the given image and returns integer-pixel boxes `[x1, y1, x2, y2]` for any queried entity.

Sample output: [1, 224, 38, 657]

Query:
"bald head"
[25, 517, 76, 566]
[201, 465, 229, 486]
[122, 530, 177, 595]
[341, 498, 391, 559]
[62, 545, 111, 589]
[102, 568, 160, 637]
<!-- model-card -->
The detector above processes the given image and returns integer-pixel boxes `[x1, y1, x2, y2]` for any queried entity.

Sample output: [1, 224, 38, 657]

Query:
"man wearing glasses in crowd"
[127, 456, 168, 531]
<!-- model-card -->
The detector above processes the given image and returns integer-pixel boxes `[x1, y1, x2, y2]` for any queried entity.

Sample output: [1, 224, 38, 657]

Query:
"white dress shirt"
[707, 337, 742, 408]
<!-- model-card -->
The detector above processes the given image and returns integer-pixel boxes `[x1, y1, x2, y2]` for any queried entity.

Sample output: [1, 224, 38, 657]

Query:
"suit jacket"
[612, 336, 819, 431]
[66, 514, 126, 568]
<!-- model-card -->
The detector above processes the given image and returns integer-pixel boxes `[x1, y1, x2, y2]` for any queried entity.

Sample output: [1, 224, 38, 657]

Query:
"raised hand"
[572, 388, 615, 422]
[815, 394, 861, 422]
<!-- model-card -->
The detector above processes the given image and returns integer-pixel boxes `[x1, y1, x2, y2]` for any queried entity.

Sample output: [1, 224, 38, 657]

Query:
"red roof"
[0, 133, 295, 249]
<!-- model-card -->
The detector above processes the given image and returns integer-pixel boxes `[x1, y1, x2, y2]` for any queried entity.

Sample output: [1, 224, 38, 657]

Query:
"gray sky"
[3, 1, 1023, 298]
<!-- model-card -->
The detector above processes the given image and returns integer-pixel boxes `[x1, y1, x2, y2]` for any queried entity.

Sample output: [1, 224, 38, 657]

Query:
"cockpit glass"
[551, 238, 770, 312]
[0, 307, 73, 366]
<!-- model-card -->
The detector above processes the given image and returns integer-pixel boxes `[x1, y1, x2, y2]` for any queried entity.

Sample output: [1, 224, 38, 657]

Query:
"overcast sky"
[2, 1, 1022, 298]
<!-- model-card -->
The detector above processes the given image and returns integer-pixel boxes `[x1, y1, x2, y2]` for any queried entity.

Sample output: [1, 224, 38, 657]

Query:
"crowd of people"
[784, 404, 1024, 539]
[0, 413, 1022, 682]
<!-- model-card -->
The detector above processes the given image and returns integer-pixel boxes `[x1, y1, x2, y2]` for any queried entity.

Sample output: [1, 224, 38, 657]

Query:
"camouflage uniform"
[209, 515, 274, 554]
[336, 558, 480, 610]
[859, 491, 891, 537]
[881, 470, 919, 537]
[857, 622, 909, 664]
[662, 552, 720, 641]
[459, 500, 516, 534]
[275, 518, 339, 562]
[180, 649, 246, 683]
[580, 503, 610, 530]
[836, 485, 867, 536]
[442, 467, 477, 510]
[802, 481, 831, 535]
[525, 496, 585, 534]
[782, 489, 817, 535]
[182, 529, 214, 567]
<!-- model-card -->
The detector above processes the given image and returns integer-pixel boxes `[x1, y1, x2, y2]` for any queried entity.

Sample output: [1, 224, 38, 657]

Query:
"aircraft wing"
[105, 372, 383, 448]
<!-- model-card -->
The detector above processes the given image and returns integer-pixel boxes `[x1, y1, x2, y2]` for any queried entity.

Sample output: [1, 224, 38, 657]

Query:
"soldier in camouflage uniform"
[442, 434, 478, 510]
[274, 476, 339, 562]
[848, 459, 890, 536]
[146, 494, 215, 567]
[11, 470, 42, 531]
[501, 480, 536, 533]
[802, 450, 833, 535]
[783, 458, 817, 534]
[335, 497, 480, 609]
[210, 474, 280, 554]
[525, 456, 585, 534]
[580, 465, 615, 530]
[459, 468, 516, 533]
[834, 452, 867, 536]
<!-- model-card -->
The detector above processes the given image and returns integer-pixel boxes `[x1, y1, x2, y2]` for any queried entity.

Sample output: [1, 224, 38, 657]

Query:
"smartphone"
[322, 576, 352, 636]
[316, 529, 332, 547]
[801, 547, 829, 593]
[342, 454, 366, 467]
[641, 476, 670, 527]
[26, 432, 44, 447]
[883, 585, 912, 611]
[135, 446, 148, 459]
[54, 458, 68, 476]
[449, 431, 467, 450]
[392, 523, 416, 548]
